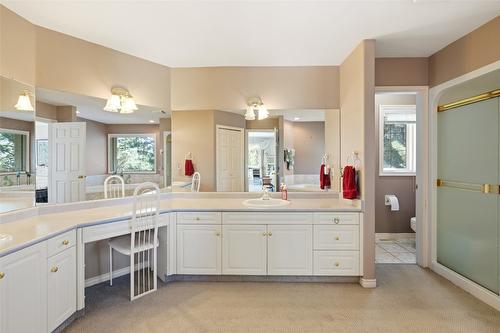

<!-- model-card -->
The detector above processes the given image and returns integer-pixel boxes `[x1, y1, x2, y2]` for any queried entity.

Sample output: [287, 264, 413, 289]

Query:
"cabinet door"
[0, 242, 47, 333]
[222, 225, 267, 275]
[268, 225, 312, 275]
[177, 225, 221, 274]
[48, 247, 76, 332]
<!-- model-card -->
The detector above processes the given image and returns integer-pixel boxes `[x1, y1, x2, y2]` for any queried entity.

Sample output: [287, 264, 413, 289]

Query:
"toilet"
[410, 217, 416, 232]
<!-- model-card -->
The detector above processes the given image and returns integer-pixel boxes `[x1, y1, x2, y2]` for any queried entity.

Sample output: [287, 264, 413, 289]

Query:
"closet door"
[437, 97, 499, 294]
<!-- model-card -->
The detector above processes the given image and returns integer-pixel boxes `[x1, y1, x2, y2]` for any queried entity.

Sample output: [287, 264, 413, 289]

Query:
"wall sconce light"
[245, 97, 268, 120]
[103, 87, 138, 114]
[14, 91, 34, 111]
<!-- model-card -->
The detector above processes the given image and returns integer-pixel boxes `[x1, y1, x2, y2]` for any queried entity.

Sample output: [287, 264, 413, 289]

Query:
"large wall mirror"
[0, 76, 36, 213]
[34, 88, 171, 205]
[171, 109, 340, 193]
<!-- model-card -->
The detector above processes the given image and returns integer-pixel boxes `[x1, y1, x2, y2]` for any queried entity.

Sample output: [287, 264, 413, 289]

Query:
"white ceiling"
[36, 88, 169, 124]
[3, 1, 500, 67]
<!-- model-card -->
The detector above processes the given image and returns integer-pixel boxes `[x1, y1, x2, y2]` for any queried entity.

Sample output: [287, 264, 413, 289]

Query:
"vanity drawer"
[313, 213, 359, 225]
[313, 251, 360, 276]
[48, 229, 76, 257]
[222, 212, 313, 225]
[177, 212, 221, 224]
[313, 225, 360, 250]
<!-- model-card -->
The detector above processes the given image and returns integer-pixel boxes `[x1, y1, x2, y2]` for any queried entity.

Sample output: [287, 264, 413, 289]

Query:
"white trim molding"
[359, 278, 377, 288]
[431, 261, 500, 311]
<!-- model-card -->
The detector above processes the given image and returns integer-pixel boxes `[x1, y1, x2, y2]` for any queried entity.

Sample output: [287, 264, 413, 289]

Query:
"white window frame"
[379, 105, 416, 176]
[0, 128, 30, 175]
[107, 133, 157, 174]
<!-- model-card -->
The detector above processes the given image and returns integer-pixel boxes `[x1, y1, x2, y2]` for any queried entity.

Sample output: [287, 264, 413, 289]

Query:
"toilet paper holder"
[384, 195, 399, 211]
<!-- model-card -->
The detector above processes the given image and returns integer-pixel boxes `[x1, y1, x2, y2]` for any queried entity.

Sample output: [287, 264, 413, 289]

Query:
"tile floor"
[376, 238, 416, 264]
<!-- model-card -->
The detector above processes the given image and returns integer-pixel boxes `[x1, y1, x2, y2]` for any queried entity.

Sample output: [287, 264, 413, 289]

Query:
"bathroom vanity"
[0, 194, 363, 333]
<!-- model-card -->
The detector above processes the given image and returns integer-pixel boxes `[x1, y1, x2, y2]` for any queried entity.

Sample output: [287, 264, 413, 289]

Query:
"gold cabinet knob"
[333, 218, 340, 224]
[51, 267, 59, 273]
[335, 236, 340, 241]
[215, 232, 221, 236]
[62, 240, 69, 245]
[268, 232, 272, 236]
[196, 217, 200, 221]
[0, 272, 4, 279]
[262, 232, 267, 237]
[78, 175, 86, 179]
[335, 262, 340, 267]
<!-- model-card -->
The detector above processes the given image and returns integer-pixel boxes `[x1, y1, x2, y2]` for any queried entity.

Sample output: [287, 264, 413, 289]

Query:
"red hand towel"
[185, 159, 195, 176]
[323, 168, 331, 188]
[342, 166, 357, 199]
[320, 164, 325, 189]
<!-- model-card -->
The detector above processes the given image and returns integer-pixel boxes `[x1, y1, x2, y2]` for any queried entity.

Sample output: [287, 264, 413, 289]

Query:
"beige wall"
[0, 6, 36, 86]
[172, 110, 216, 191]
[429, 16, 500, 87]
[79, 118, 108, 176]
[291, 122, 325, 175]
[340, 40, 376, 280]
[375, 58, 428, 87]
[374, 94, 416, 233]
[246, 117, 279, 130]
[324, 109, 341, 192]
[171, 66, 339, 111]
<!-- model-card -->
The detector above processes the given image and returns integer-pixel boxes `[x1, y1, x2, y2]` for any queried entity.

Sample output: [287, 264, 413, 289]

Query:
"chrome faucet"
[261, 188, 270, 200]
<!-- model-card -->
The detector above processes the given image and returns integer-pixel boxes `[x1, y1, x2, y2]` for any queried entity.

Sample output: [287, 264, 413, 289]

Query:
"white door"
[48, 122, 86, 203]
[216, 126, 244, 192]
[177, 225, 221, 274]
[0, 242, 47, 333]
[267, 225, 313, 275]
[48, 247, 76, 332]
[222, 224, 267, 275]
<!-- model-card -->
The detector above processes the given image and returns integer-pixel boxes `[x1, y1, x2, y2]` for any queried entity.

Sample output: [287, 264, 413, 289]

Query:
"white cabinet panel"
[267, 225, 312, 275]
[0, 242, 47, 333]
[314, 225, 360, 250]
[222, 225, 267, 275]
[313, 251, 360, 276]
[177, 225, 221, 274]
[48, 247, 76, 332]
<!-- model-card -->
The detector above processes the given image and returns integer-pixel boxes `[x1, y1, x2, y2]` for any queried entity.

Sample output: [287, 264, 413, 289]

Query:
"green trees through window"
[109, 135, 156, 173]
[0, 131, 28, 173]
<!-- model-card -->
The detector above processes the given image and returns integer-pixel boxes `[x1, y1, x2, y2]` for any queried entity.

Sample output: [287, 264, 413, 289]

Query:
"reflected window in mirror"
[108, 134, 156, 173]
[0, 129, 29, 173]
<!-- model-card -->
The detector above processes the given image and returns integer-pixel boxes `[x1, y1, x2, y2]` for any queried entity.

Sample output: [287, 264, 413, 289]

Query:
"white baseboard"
[359, 278, 377, 288]
[85, 266, 131, 287]
[376, 233, 415, 241]
[431, 260, 500, 311]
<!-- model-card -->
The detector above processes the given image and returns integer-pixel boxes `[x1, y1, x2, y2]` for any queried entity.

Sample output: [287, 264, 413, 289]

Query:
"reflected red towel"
[324, 168, 331, 188]
[342, 166, 357, 199]
[185, 159, 195, 176]
[320, 164, 325, 189]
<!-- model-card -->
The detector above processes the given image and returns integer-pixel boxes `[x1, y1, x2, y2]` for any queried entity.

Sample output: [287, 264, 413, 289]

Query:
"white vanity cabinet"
[0, 242, 48, 333]
[177, 224, 222, 274]
[47, 246, 76, 331]
[222, 224, 267, 275]
[267, 225, 313, 275]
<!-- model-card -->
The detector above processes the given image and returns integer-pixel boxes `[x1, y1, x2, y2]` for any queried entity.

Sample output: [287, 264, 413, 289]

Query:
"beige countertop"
[0, 195, 361, 258]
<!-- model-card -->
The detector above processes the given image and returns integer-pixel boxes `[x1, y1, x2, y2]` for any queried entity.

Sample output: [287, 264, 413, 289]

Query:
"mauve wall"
[375, 93, 416, 234]
[292, 122, 325, 175]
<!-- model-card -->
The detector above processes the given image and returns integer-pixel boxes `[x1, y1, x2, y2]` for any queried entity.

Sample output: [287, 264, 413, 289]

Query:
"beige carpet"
[66, 265, 500, 333]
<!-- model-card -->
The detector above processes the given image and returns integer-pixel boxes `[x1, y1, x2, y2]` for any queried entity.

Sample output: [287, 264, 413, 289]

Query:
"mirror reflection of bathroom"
[375, 91, 419, 265]
[0, 76, 36, 214]
[34, 88, 171, 205]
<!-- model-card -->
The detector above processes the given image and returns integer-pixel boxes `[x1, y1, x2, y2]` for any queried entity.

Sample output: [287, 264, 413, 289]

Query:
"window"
[379, 105, 416, 175]
[0, 129, 29, 174]
[108, 134, 156, 173]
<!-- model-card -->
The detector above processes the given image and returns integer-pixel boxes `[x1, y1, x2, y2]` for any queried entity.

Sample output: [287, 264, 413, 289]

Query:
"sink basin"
[243, 198, 290, 208]
[0, 234, 12, 242]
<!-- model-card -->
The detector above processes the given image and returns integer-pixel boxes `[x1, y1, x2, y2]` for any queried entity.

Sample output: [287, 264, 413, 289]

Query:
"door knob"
[78, 175, 86, 179]
[0, 272, 4, 279]
[51, 267, 59, 273]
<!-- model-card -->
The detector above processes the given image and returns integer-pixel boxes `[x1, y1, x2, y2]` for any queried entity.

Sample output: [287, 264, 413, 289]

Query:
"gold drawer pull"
[335, 262, 340, 267]
[268, 232, 272, 236]
[335, 236, 340, 241]
[195, 217, 200, 221]
[51, 267, 59, 273]
[62, 240, 69, 246]
[262, 232, 267, 236]
[215, 232, 221, 236]
[0, 272, 4, 279]
[333, 218, 340, 224]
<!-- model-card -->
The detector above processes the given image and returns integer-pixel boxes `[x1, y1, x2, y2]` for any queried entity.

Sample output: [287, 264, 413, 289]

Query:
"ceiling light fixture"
[245, 97, 268, 121]
[103, 87, 138, 114]
[14, 91, 34, 111]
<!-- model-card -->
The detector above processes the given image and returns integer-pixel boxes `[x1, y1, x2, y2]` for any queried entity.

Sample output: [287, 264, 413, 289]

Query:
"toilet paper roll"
[384, 195, 399, 211]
